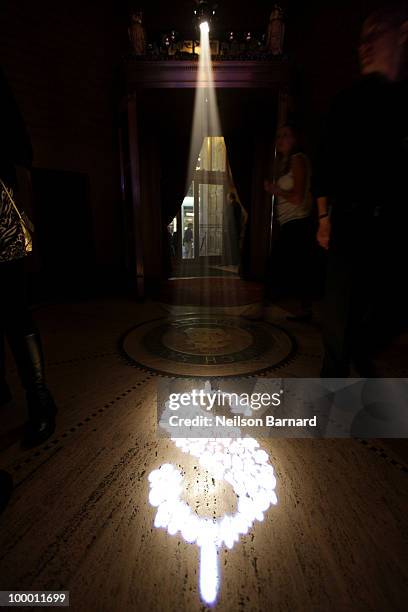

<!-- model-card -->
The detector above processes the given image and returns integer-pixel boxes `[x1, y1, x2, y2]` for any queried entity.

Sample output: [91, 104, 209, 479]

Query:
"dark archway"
[120, 60, 289, 294]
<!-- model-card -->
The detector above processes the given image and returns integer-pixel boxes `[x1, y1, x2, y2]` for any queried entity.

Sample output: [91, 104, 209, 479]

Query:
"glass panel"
[182, 183, 194, 259]
[199, 137, 226, 172]
[198, 183, 224, 257]
[172, 138, 231, 263]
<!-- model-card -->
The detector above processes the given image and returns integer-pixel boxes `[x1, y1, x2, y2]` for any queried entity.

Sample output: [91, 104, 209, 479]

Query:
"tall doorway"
[169, 137, 241, 276]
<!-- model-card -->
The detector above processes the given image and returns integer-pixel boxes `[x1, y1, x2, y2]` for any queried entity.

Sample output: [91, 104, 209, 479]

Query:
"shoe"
[23, 410, 56, 448]
[7, 331, 57, 448]
[0, 470, 13, 513]
[23, 386, 57, 448]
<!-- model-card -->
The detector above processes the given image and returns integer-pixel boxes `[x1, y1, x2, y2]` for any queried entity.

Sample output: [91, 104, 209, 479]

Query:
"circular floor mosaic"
[120, 316, 296, 377]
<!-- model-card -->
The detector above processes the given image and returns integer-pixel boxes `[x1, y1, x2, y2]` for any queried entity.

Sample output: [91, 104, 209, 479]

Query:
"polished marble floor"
[0, 298, 407, 611]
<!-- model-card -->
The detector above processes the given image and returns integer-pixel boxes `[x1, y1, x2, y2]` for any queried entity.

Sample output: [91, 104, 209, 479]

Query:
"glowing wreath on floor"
[148, 436, 277, 605]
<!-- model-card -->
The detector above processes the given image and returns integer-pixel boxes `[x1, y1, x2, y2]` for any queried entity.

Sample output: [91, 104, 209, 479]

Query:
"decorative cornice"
[124, 59, 291, 90]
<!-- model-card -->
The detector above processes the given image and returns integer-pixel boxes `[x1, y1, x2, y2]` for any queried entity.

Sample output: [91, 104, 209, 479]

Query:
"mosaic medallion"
[120, 316, 296, 377]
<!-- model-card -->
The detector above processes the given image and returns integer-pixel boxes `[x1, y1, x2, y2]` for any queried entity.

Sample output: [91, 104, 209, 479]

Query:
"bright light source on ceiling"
[199, 20, 210, 35]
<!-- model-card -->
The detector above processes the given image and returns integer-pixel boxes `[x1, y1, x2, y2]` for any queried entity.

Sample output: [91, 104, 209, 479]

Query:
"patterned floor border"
[6, 356, 407, 490]
[9, 373, 155, 485]
[117, 317, 299, 379]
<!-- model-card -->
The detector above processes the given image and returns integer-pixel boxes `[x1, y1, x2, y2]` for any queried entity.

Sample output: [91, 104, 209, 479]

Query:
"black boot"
[8, 332, 57, 448]
[0, 470, 13, 513]
[0, 334, 12, 407]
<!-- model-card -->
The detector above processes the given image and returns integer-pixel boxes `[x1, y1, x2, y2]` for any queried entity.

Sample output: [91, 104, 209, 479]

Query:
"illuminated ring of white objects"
[148, 437, 277, 549]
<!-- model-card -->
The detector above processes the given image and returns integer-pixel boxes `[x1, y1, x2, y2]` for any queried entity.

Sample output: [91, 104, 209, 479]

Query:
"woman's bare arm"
[316, 196, 331, 250]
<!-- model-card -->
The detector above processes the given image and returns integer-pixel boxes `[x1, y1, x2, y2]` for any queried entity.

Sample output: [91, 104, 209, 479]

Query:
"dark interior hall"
[0, 1, 407, 611]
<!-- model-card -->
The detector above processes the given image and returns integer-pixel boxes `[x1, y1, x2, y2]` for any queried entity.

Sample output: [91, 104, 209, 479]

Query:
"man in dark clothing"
[315, 3, 408, 376]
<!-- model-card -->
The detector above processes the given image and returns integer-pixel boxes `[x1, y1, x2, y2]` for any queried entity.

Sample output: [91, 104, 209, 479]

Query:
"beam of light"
[148, 438, 278, 604]
[200, 540, 218, 605]
[172, 16, 242, 293]
[177, 12, 225, 284]
[188, 17, 221, 182]
[199, 21, 210, 35]
[148, 381, 278, 605]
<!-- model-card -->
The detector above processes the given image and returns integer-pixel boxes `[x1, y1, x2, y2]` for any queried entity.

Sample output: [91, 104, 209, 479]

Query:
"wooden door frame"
[120, 60, 291, 295]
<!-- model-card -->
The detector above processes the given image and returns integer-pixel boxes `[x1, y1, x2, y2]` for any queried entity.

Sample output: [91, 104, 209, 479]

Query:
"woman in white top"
[264, 123, 314, 321]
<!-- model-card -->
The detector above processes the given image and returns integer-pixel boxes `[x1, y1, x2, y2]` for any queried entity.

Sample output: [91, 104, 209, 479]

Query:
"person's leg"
[1, 258, 57, 447]
[299, 218, 315, 313]
[349, 274, 378, 377]
[285, 218, 314, 320]
[320, 251, 353, 377]
[355, 215, 408, 374]
[269, 224, 289, 299]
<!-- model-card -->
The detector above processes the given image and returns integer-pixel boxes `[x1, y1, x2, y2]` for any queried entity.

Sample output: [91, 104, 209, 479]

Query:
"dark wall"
[136, 0, 382, 150]
[0, 0, 123, 272]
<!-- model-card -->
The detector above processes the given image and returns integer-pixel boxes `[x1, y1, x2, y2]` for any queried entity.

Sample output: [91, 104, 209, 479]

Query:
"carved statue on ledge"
[129, 11, 146, 56]
[266, 4, 285, 55]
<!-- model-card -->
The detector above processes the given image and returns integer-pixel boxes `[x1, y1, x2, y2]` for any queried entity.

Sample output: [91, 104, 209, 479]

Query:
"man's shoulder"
[329, 75, 389, 120]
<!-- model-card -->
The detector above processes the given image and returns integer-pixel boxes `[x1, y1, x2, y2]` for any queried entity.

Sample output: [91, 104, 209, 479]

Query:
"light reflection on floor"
[148, 437, 277, 605]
